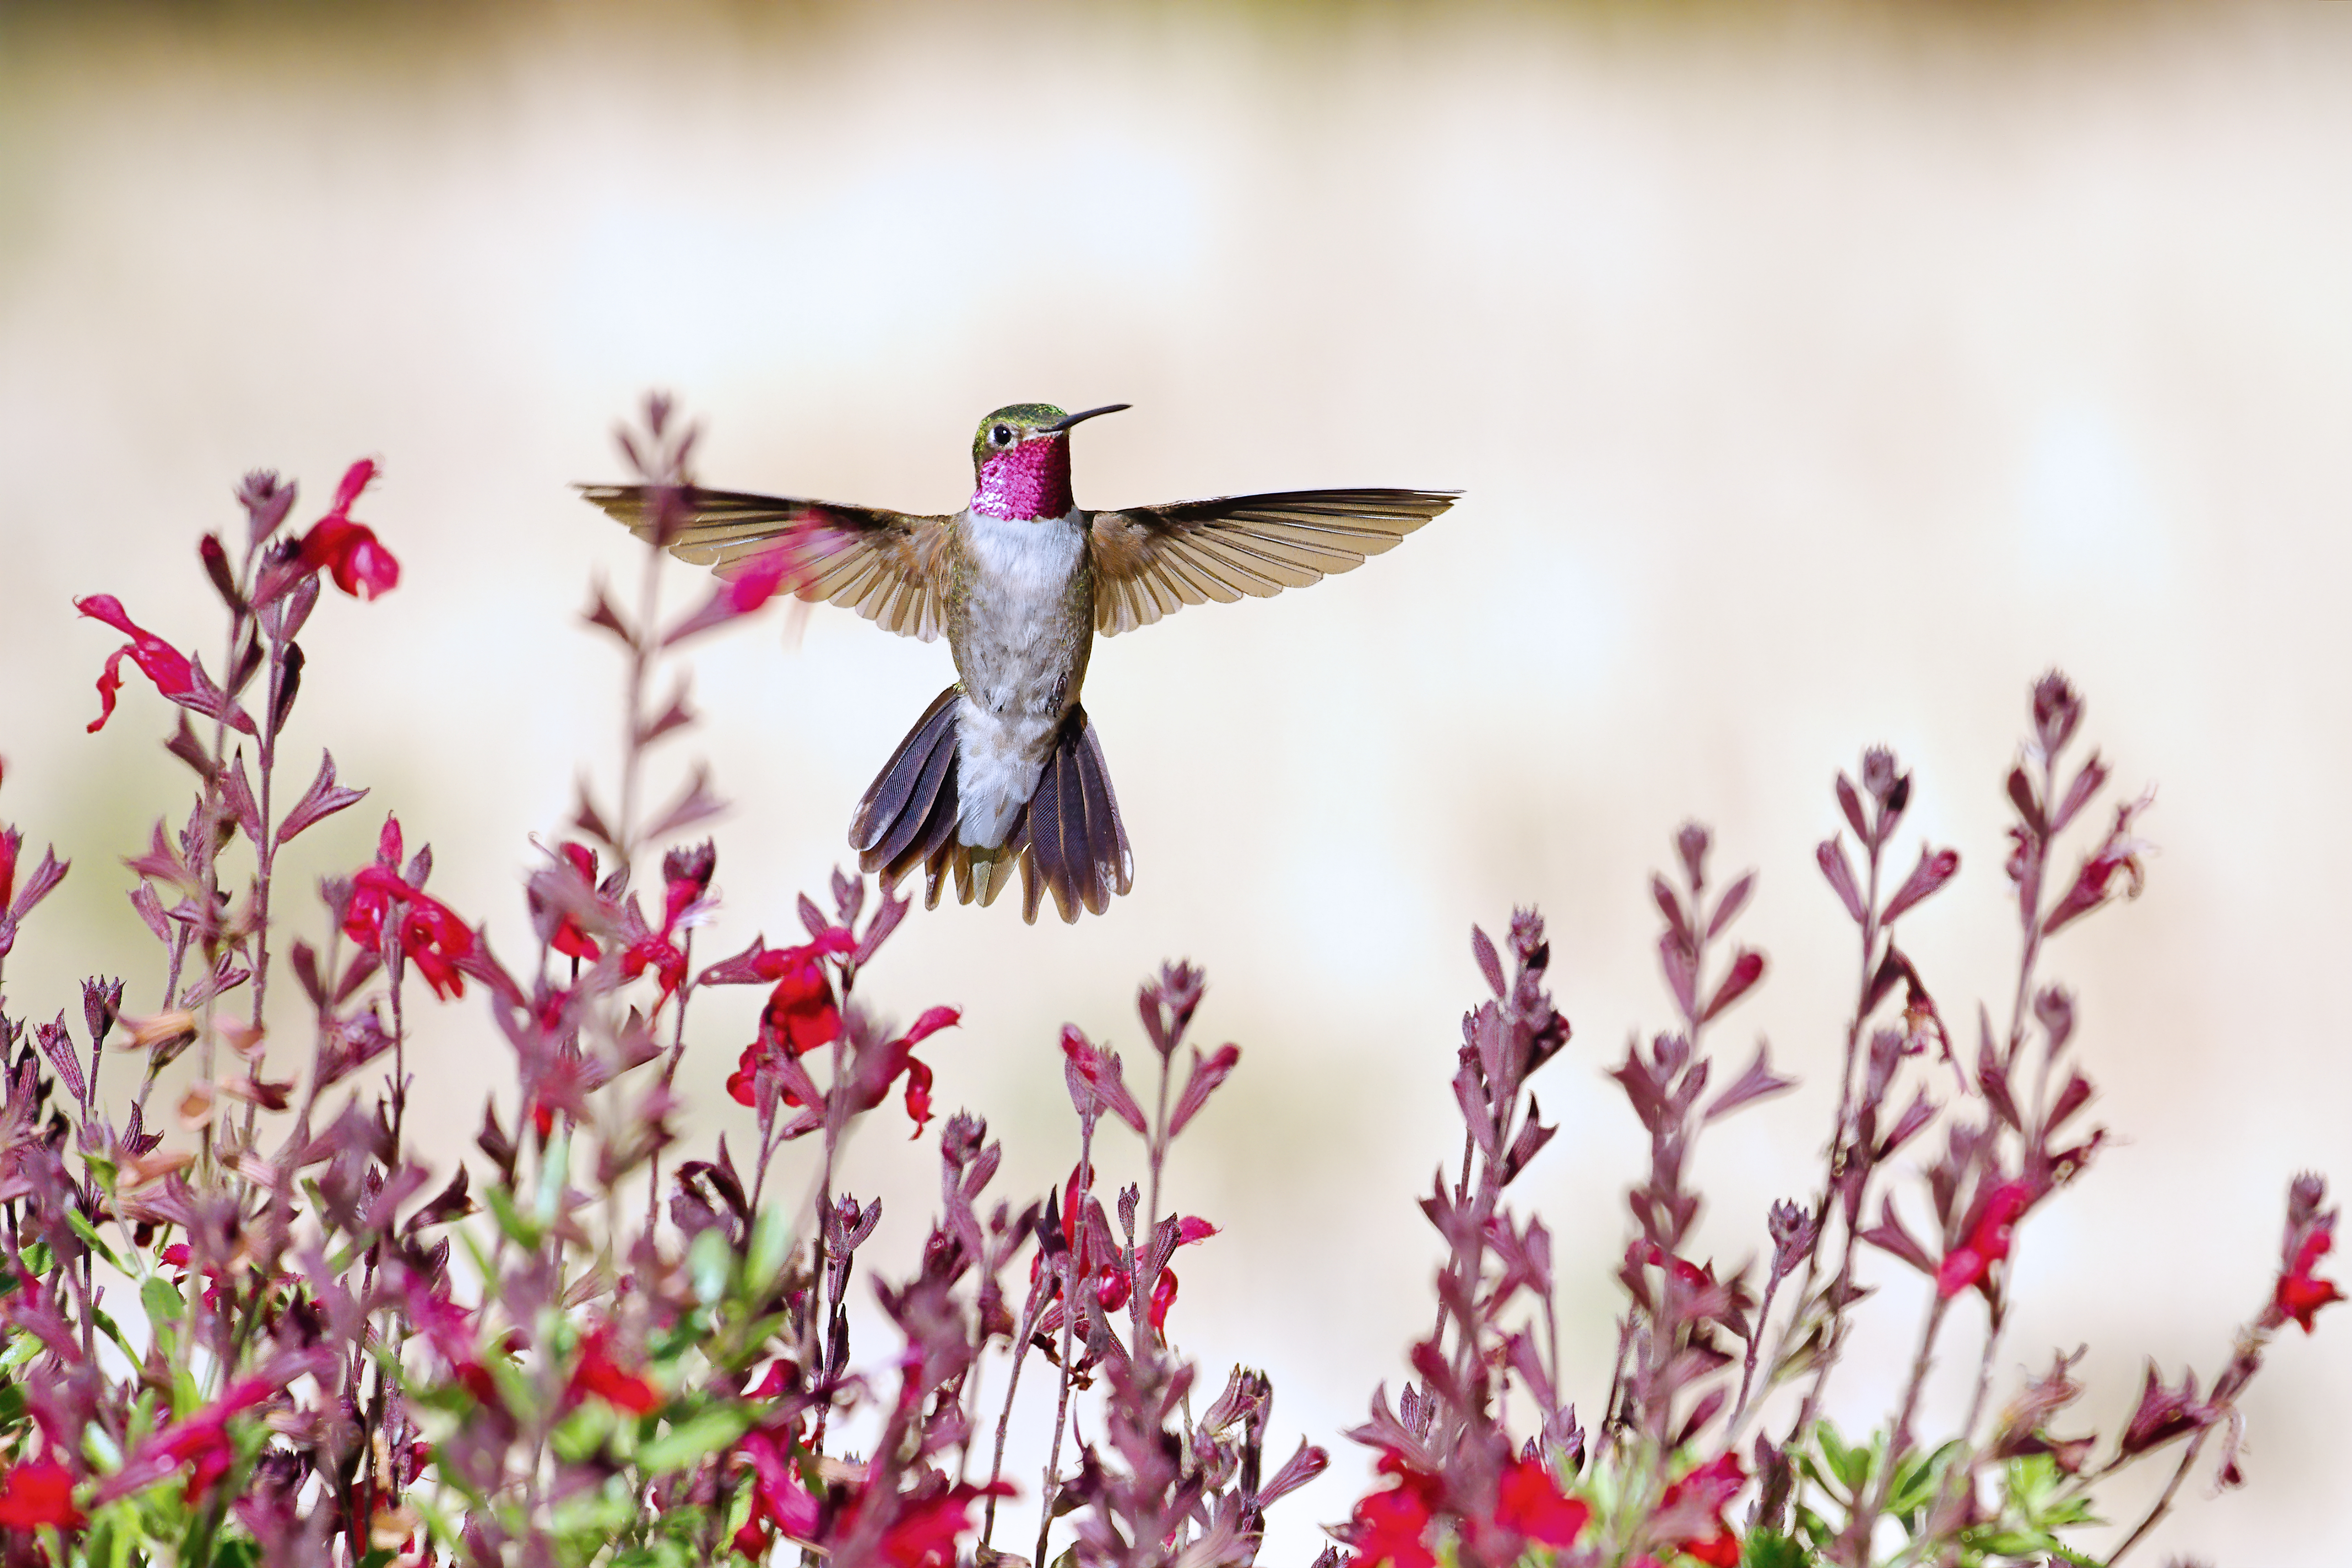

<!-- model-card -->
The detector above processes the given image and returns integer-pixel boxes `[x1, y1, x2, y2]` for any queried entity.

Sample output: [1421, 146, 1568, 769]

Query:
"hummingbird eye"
[990, 423, 1013, 447]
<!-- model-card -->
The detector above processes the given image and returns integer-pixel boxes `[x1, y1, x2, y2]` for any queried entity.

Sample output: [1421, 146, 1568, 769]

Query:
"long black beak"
[1047, 403, 1130, 432]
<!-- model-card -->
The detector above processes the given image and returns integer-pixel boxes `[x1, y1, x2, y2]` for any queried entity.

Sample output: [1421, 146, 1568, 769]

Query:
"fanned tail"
[851, 687, 963, 902]
[1019, 708, 1133, 924]
[851, 693, 1133, 924]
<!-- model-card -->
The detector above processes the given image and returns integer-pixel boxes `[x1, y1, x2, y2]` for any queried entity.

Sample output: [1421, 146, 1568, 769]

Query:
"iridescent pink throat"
[973, 437, 1073, 521]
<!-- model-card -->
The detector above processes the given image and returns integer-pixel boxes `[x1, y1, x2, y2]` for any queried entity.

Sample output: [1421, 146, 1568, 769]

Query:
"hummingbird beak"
[1046, 403, 1130, 433]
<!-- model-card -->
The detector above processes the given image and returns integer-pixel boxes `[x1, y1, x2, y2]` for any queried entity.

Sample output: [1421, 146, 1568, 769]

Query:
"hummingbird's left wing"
[1087, 489, 1457, 636]
[579, 485, 954, 642]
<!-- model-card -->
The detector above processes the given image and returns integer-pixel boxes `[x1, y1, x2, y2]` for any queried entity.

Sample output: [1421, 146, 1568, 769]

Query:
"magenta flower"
[75, 594, 254, 735]
[297, 459, 400, 599]
[1936, 1177, 2043, 1299]
[0, 1454, 84, 1530]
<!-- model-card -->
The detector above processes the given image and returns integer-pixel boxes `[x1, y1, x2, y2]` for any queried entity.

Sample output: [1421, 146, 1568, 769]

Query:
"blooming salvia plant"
[0, 401, 2332, 1568]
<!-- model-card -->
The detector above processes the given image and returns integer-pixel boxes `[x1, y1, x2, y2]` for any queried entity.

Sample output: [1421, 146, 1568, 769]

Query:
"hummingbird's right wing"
[1087, 489, 1457, 636]
[578, 485, 954, 642]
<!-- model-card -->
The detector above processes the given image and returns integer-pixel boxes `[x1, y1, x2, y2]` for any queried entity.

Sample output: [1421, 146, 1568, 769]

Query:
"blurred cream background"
[2, 0, 2349, 1560]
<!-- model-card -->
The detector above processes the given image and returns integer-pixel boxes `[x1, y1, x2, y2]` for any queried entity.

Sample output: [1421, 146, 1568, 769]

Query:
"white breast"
[956, 507, 1087, 848]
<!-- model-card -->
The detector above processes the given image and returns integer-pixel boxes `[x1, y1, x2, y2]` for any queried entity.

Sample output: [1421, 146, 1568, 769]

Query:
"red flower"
[344, 817, 476, 1000]
[666, 532, 815, 644]
[1937, 1178, 2043, 1298]
[551, 843, 602, 961]
[567, 1325, 662, 1414]
[872, 1481, 1014, 1568]
[1494, 1456, 1589, 1547]
[2275, 1214, 2342, 1334]
[76, 594, 253, 736]
[0, 1454, 84, 1530]
[727, 943, 844, 1108]
[1343, 1453, 1444, 1568]
[297, 459, 400, 599]
[732, 1424, 822, 1558]
[112, 1375, 276, 1504]
[1652, 1452, 1743, 1567]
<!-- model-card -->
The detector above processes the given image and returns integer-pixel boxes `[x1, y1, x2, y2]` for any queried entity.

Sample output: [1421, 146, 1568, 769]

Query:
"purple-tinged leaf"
[1707, 871, 1756, 939]
[126, 819, 193, 890]
[1260, 1439, 1329, 1505]
[583, 583, 637, 647]
[1858, 1197, 1937, 1277]
[855, 883, 909, 965]
[797, 893, 830, 942]
[1169, 1042, 1241, 1138]
[2052, 750, 2109, 833]
[573, 782, 617, 851]
[1882, 846, 1959, 924]
[1877, 1089, 1936, 1157]
[1498, 1107, 1557, 1188]
[1977, 1036, 2021, 1130]
[635, 679, 696, 747]
[128, 883, 170, 943]
[2008, 765, 2044, 834]
[9, 846, 67, 920]
[268, 641, 304, 740]
[1705, 1042, 1795, 1121]
[36, 1015, 86, 1104]
[1658, 932, 1699, 1023]
[1836, 773, 1868, 841]
[181, 954, 250, 1007]
[1702, 948, 1767, 1023]
[645, 765, 725, 841]
[219, 752, 263, 846]
[1470, 924, 1506, 999]
[2047, 1071, 2095, 1132]
[1061, 1026, 1148, 1134]
[831, 866, 864, 926]
[290, 939, 324, 1005]
[200, 532, 243, 611]
[1652, 876, 1691, 945]
[276, 751, 368, 848]
[1817, 837, 1866, 924]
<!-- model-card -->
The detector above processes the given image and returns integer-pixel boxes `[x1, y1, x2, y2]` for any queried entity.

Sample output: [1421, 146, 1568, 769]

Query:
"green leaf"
[689, 1227, 735, 1307]
[67, 1209, 125, 1269]
[1741, 1528, 1808, 1568]
[638, 1405, 754, 1474]
[744, 1203, 792, 1299]
[142, 1275, 187, 1341]
[485, 1182, 543, 1250]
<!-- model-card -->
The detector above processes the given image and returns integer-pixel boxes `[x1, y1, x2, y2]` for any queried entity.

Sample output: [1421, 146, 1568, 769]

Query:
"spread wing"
[1086, 488, 1457, 636]
[578, 484, 954, 642]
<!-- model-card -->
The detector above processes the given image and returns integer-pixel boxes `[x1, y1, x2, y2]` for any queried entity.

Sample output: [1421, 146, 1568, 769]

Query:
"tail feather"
[1073, 721, 1134, 912]
[853, 691, 1131, 923]
[852, 688, 959, 858]
[1025, 708, 1131, 924]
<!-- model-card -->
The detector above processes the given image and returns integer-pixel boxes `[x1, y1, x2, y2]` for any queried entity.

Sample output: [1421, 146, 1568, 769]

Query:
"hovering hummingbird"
[581, 404, 1454, 924]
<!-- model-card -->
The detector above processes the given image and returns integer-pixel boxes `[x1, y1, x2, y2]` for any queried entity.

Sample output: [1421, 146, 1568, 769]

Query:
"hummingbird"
[581, 403, 1454, 924]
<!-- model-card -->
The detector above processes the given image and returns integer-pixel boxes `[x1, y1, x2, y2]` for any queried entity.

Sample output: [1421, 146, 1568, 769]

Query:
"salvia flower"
[297, 458, 401, 599]
[1341, 1452, 1445, 1568]
[2273, 1209, 2341, 1335]
[0, 1454, 84, 1530]
[565, 1325, 662, 1414]
[1936, 1177, 2044, 1299]
[76, 593, 253, 735]
[344, 816, 477, 1000]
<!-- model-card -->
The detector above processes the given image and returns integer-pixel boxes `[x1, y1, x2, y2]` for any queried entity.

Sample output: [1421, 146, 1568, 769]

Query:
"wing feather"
[1088, 488, 1455, 636]
[578, 484, 952, 643]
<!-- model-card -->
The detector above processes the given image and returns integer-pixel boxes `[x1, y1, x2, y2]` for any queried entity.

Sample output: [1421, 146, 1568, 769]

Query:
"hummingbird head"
[969, 402, 1128, 521]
